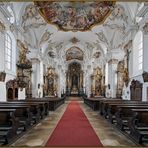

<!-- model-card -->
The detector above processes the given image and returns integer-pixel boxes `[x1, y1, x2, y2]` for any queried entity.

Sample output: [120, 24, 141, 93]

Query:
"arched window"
[5, 33, 12, 70]
[133, 31, 143, 76]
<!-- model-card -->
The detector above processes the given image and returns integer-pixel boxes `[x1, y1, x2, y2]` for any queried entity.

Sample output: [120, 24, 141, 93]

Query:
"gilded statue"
[17, 39, 29, 64]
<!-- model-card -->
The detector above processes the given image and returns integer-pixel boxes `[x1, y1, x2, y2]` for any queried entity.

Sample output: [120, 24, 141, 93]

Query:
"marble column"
[142, 23, 148, 101]
[31, 58, 40, 98]
[108, 59, 118, 98]
[39, 60, 44, 98]
[143, 23, 148, 72]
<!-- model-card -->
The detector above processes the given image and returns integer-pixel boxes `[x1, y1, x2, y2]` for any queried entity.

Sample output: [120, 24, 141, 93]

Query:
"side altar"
[43, 67, 58, 97]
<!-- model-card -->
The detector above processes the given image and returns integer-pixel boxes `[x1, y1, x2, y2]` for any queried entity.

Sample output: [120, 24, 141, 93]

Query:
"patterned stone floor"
[11, 97, 138, 147]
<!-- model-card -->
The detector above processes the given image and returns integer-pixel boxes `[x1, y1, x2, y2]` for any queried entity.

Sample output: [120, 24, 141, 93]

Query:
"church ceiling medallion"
[70, 37, 80, 44]
[35, 1, 115, 31]
[66, 46, 84, 61]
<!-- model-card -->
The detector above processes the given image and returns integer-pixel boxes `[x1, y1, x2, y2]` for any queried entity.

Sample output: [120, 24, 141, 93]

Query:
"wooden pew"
[107, 103, 148, 123]
[115, 105, 148, 131]
[0, 105, 32, 131]
[44, 97, 65, 111]
[99, 99, 128, 116]
[83, 97, 104, 111]
[0, 109, 18, 145]
[11, 100, 47, 119]
[101, 100, 145, 118]
[25, 99, 49, 115]
[128, 109, 148, 144]
[0, 102, 40, 124]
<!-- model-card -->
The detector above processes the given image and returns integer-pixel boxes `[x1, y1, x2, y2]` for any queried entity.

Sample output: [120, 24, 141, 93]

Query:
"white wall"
[0, 82, 6, 101]
[108, 62, 118, 98]
[18, 88, 25, 100]
[143, 33, 148, 72]
[143, 82, 148, 101]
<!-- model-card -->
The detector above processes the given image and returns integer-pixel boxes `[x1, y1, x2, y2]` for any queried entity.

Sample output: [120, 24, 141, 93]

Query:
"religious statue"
[91, 67, 102, 96]
[44, 67, 58, 96]
[123, 68, 129, 86]
[17, 39, 30, 64]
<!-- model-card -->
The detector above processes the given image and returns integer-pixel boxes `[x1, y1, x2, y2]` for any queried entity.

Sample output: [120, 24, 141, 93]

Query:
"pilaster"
[31, 58, 40, 98]
[108, 59, 118, 98]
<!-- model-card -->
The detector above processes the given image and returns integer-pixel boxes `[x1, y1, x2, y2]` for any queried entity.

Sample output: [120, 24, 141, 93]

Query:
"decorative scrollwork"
[123, 68, 129, 87]
[0, 21, 5, 33]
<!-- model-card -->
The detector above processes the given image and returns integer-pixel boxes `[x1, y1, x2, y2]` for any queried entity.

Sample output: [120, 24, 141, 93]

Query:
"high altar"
[66, 62, 83, 96]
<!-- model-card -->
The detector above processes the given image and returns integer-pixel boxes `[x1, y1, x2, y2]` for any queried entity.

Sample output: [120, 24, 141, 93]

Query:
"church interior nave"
[0, 1, 148, 147]
[11, 98, 137, 147]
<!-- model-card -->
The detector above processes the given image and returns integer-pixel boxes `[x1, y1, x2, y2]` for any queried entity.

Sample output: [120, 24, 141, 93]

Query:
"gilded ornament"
[70, 37, 80, 44]
[17, 39, 32, 70]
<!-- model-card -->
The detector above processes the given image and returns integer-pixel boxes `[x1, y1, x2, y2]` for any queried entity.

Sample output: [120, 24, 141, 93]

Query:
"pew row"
[0, 96, 66, 145]
[83, 96, 106, 111]
[83, 96, 148, 145]
[128, 109, 148, 144]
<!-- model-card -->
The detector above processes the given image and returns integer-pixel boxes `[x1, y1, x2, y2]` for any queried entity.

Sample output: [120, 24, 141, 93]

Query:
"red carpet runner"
[45, 100, 103, 147]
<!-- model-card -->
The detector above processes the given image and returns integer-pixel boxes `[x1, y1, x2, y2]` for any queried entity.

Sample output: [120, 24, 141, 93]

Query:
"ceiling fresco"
[35, 1, 115, 31]
[66, 46, 84, 61]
